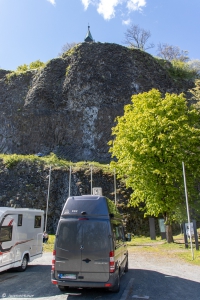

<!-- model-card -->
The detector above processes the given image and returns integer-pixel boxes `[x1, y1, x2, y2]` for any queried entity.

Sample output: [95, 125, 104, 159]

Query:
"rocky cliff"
[0, 158, 149, 234]
[0, 42, 193, 162]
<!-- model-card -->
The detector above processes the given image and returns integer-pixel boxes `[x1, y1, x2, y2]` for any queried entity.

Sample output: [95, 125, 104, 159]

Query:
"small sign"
[92, 187, 102, 196]
[158, 219, 166, 233]
[185, 223, 194, 236]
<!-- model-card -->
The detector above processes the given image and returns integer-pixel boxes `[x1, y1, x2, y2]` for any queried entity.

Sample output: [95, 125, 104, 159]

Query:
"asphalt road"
[0, 251, 200, 300]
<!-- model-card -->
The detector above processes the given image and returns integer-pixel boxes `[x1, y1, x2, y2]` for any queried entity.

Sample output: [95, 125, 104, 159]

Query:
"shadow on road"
[0, 265, 199, 300]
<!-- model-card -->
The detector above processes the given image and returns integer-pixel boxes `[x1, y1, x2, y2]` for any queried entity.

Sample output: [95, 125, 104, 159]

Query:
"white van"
[51, 196, 128, 293]
[0, 207, 44, 272]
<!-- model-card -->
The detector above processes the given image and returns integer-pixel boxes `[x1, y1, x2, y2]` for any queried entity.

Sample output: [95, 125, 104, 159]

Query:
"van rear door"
[55, 218, 110, 282]
[79, 219, 110, 282]
[55, 219, 82, 279]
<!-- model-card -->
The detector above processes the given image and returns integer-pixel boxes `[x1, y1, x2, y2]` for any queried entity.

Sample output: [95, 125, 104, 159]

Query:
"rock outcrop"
[0, 43, 193, 162]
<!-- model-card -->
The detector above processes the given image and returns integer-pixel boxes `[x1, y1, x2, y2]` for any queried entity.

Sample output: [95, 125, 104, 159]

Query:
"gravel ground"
[129, 247, 200, 282]
[127, 245, 200, 300]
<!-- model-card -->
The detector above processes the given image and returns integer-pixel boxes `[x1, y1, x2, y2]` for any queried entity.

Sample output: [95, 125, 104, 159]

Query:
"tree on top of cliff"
[157, 43, 189, 62]
[58, 42, 78, 57]
[124, 24, 154, 50]
[109, 89, 200, 243]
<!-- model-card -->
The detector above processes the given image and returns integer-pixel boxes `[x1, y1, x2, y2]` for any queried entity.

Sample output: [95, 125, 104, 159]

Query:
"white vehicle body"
[0, 207, 44, 272]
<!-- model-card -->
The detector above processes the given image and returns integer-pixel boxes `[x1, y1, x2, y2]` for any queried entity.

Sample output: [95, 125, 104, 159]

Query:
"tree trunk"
[165, 224, 174, 243]
[164, 213, 174, 243]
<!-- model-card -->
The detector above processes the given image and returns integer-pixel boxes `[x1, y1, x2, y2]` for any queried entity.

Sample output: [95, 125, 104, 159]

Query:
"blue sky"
[0, 0, 199, 70]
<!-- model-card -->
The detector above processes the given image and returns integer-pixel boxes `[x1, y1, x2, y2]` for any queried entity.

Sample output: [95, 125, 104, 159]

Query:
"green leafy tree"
[109, 89, 200, 242]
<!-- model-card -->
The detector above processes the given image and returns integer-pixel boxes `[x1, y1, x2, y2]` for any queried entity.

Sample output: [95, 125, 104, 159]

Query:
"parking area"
[0, 251, 200, 300]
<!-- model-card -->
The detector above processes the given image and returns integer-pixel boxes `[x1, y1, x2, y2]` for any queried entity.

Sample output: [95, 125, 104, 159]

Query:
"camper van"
[0, 207, 44, 272]
[51, 195, 128, 293]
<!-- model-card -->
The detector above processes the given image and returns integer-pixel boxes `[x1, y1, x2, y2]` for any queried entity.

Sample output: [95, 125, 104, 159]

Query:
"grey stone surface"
[0, 43, 193, 163]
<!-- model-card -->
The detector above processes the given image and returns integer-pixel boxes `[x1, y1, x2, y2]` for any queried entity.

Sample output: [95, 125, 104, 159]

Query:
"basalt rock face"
[0, 159, 154, 234]
[0, 43, 193, 162]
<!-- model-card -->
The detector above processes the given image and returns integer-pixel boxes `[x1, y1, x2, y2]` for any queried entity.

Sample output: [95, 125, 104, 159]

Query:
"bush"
[155, 57, 198, 80]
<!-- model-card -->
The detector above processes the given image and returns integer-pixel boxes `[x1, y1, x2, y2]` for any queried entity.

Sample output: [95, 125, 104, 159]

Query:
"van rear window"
[56, 221, 82, 250]
[62, 198, 108, 215]
[56, 220, 109, 251]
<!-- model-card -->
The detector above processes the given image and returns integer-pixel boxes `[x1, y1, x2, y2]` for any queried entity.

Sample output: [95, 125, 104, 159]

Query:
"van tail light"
[52, 250, 56, 271]
[109, 251, 115, 273]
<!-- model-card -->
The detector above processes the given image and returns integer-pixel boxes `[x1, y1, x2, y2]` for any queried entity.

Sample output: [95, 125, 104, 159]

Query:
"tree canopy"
[157, 43, 189, 62]
[109, 89, 200, 235]
[124, 24, 154, 50]
[58, 42, 78, 57]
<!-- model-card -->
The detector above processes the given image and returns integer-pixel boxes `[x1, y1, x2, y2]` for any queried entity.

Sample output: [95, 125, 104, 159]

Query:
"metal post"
[182, 162, 194, 260]
[45, 165, 51, 232]
[91, 165, 93, 195]
[114, 168, 116, 205]
[68, 165, 72, 197]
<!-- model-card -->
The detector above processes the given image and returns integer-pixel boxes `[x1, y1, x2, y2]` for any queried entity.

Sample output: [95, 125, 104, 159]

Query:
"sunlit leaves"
[109, 89, 200, 223]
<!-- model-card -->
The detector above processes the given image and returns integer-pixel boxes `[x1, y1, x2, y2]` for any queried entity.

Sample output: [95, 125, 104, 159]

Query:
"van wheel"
[124, 258, 128, 272]
[58, 285, 69, 292]
[18, 255, 28, 272]
[108, 271, 120, 293]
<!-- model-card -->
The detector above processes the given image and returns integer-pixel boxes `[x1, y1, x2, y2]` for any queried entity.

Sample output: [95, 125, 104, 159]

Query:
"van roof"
[61, 195, 122, 218]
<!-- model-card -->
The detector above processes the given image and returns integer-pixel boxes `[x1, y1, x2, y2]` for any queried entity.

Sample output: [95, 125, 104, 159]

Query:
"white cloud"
[82, 0, 92, 10]
[127, 0, 146, 11]
[97, 0, 123, 20]
[122, 18, 131, 25]
[81, 0, 146, 20]
[47, 0, 56, 6]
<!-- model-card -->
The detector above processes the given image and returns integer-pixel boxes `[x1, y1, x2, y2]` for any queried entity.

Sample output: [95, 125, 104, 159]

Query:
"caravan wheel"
[18, 255, 28, 272]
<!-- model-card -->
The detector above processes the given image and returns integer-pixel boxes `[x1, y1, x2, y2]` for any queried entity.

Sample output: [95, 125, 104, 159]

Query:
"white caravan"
[0, 207, 44, 272]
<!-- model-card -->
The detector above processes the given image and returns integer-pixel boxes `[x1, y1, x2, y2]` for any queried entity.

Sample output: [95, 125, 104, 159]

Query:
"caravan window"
[0, 226, 12, 242]
[18, 214, 23, 226]
[34, 216, 41, 228]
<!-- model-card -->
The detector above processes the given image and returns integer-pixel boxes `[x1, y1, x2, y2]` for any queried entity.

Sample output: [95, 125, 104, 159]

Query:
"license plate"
[58, 273, 76, 280]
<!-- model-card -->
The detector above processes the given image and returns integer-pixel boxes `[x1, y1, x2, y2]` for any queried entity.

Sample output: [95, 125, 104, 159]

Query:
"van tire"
[58, 285, 69, 292]
[18, 255, 28, 272]
[108, 271, 120, 293]
[124, 258, 128, 272]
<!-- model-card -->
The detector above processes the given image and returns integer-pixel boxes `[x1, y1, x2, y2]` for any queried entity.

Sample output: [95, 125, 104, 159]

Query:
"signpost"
[182, 162, 194, 260]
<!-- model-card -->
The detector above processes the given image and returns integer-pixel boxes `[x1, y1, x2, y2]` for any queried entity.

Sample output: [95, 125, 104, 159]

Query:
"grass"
[0, 153, 111, 172]
[42, 233, 200, 266]
[127, 234, 200, 266]
[43, 234, 55, 253]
